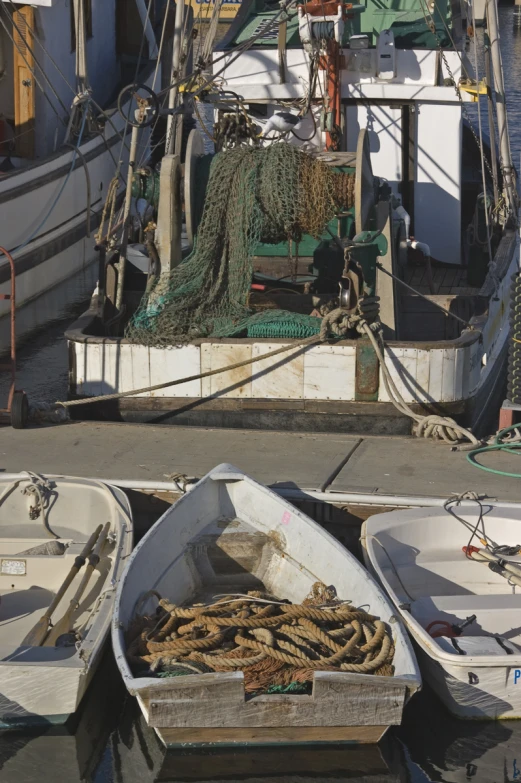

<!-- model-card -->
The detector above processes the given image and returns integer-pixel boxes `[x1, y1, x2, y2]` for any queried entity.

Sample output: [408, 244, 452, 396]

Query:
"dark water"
[3, 7, 521, 781]
[2, 648, 521, 783]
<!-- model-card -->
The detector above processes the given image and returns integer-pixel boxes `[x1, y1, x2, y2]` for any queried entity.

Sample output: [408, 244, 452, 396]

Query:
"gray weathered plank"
[156, 724, 387, 747]
[146, 671, 406, 729]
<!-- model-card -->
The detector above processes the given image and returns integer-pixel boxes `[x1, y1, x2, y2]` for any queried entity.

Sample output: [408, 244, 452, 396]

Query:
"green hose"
[467, 423, 521, 477]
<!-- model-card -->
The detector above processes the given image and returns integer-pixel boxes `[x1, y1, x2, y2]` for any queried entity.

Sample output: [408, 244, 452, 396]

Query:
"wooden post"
[115, 123, 141, 311]
[155, 154, 182, 271]
[13, 5, 35, 158]
[166, 0, 185, 155]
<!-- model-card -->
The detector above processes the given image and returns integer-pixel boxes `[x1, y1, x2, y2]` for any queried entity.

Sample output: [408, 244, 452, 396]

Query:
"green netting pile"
[126, 143, 351, 346]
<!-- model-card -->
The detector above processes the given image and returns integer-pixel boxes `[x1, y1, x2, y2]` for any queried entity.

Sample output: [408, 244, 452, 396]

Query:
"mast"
[64, 0, 90, 144]
[166, 0, 185, 154]
[486, 0, 516, 217]
[73, 0, 89, 94]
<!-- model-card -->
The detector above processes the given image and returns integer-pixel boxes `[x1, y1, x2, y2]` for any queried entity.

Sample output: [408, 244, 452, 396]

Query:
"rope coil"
[125, 585, 395, 693]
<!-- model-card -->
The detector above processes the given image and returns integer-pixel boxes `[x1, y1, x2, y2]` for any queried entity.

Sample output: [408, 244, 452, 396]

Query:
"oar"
[44, 522, 111, 647]
[22, 524, 103, 647]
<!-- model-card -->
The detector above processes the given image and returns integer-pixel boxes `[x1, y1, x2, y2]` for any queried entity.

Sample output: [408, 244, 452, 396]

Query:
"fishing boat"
[361, 498, 521, 719]
[65, 0, 518, 440]
[0, 471, 133, 727]
[112, 463, 420, 748]
[0, 0, 160, 353]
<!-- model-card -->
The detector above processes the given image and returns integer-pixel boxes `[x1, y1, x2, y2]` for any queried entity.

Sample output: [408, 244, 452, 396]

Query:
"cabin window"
[71, 0, 93, 51]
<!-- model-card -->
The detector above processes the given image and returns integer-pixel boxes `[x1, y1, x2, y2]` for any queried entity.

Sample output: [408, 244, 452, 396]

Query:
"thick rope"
[127, 587, 395, 691]
[360, 322, 480, 446]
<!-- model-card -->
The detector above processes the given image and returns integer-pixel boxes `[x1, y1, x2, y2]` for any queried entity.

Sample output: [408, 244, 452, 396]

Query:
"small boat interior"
[0, 474, 129, 662]
[142, 512, 322, 609]
[367, 506, 521, 656]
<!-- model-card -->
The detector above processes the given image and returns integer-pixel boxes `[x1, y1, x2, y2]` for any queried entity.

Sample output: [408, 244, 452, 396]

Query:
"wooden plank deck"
[404, 265, 481, 296]
[2, 422, 520, 502]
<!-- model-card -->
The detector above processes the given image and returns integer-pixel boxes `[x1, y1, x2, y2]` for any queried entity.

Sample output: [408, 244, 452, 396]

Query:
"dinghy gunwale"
[362, 505, 521, 668]
[112, 463, 421, 700]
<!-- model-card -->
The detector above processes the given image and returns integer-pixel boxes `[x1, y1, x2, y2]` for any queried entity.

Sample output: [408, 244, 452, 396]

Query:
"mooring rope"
[125, 585, 395, 693]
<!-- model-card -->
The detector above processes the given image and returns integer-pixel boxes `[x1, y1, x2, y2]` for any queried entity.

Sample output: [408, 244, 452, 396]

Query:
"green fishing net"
[126, 143, 353, 346]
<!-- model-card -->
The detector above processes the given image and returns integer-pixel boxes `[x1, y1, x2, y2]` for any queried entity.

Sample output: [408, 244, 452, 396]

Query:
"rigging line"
[0, 9, 66, 127]
[0, 3, 69, 118]
[152, 0, 172, 92]
[418, 0, 496, 186]
[114, 0, 154, 180]
[443, 496, 498, 551]
[155, 1, 298, 102]
[471, 1, 494, 266]
[6, 0, 75, 95]
[429, 0, 471, 80]
[2, 109, 88, 258]
[4, 1, 131, 155]
[135, 0, 176, 169]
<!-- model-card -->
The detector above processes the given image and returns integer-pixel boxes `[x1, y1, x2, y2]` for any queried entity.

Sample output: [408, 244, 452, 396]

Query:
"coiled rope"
[125, 586, 395, 694]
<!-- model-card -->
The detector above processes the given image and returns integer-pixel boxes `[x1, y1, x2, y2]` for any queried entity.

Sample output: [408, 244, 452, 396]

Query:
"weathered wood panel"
[201, 343, 252, 398]
[157, 724, 387, 747]
[303, 345, 356, 400]
[13, 5, 36, 159]
[146, 671, 407, 729]
[251, 343, 305, 399]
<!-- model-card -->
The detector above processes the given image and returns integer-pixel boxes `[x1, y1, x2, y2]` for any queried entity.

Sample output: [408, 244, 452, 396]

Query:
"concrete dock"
[2, 422, 519, 500]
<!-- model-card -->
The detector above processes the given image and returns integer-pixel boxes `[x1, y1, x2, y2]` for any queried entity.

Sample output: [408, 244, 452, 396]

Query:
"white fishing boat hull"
[0, 104, 137, 356]
[112, 463, 420, 747]
[0, 473, 133, 727]
[361, 504, 521, 719]
[66, 233, 515, 434]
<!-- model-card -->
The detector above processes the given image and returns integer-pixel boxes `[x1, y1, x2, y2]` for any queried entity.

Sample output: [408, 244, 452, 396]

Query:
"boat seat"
[411, 593, 521, 641]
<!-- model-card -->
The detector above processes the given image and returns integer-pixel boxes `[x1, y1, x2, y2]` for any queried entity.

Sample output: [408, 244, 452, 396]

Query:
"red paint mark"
[281, 511, 291, 526]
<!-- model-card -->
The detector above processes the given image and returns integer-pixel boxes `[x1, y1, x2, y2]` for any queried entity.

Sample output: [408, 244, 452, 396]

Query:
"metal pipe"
[166, 0, 185, 154]
[486, 0, 516, 215]
[0, 249, 16, 411]
[115, 123, 140, 311]
[73, 0, 89, 92]
[484, 35, 500, 207]
[1, 473, 521, 510]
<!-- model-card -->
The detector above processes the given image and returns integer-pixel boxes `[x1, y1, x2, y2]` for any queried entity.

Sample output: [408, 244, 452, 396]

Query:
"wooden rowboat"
[361, 501, 521, 719]
[112, 464, 420, 748]
[0, 472, 133, 727]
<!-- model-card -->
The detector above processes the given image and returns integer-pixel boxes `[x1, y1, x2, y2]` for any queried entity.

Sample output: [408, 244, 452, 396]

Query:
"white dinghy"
[0, 472, 132, 727]
[361, 499, 521, 719]
[113, 464, 420, 748]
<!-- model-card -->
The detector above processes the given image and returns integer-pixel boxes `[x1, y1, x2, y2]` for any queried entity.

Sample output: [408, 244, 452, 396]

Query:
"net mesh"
[126, 143, 354, 346]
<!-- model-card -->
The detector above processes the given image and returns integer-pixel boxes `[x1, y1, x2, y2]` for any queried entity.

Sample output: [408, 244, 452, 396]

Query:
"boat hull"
[0, 474, 133, 728]
[112, 464, 420, 746]
[0, 659, 94, 729]
[362, 505, 521, 720]
[414, 644, 521, 720]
